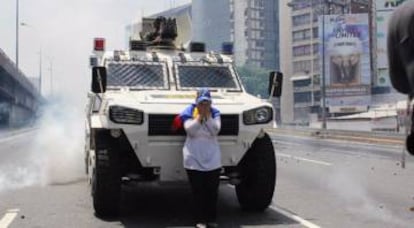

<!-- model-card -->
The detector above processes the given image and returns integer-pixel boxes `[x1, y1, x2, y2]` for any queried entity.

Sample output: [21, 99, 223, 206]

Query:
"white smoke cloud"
[0, 97, 86, 193]
[31, 98, 86, 185]
[0, 0, 190, 193]
[327, 166, 411, 227]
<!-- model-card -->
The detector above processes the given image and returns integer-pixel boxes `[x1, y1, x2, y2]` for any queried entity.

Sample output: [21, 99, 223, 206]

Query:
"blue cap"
[196, 88, 211, 104]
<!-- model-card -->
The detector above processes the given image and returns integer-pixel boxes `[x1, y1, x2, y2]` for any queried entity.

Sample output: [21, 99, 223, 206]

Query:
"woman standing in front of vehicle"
[179, 88, 221, 228]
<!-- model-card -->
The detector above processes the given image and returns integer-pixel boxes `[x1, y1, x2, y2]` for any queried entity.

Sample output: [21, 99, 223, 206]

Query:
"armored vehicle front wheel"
[236, 133, 276, 211]
[91, 131, 121, 217]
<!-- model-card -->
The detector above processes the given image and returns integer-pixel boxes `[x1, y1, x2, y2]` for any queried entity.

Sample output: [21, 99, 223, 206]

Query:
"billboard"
[319, 14, 371, 112]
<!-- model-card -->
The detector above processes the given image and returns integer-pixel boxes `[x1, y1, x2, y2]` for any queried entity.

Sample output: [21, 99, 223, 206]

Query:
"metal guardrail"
[266, 127, 405, 145]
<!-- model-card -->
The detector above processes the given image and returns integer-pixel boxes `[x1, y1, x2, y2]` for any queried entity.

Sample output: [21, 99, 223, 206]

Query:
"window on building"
[294, 92, 311, 103]
[255, 40, 264, 47]
[293, 29, 311, 42]
[293, 60, 311, 74]
[313, 58, 319, 72]
[293, 45, 311, 57]
[293, 79, 311, 87]
[313, 44, 319, 54]
[255, 0, 264, 8]
[313, 74, 320, 86]
[292, 13, 311, 27]
[313, 27, 318, 38]
[259, 11, 264, 18]
[314, 90, 321, 102]
[292, 2, 310, 11]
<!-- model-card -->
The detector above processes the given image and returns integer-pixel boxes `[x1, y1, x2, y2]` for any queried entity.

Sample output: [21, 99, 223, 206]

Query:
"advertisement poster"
[319, 14, 371, 112]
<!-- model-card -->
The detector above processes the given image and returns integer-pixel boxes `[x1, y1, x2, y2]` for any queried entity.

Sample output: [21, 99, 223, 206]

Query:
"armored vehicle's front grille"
[148, 114, 239, 136]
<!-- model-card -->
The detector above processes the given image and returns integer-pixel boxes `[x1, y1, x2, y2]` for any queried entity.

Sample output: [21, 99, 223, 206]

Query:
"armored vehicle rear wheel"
[236, 133, 276, 211]
[92, 131, 121, 217]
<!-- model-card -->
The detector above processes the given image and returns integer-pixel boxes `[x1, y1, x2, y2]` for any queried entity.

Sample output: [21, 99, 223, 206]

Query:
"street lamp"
[16, 0, 19, 69]
[21, 22, 43, 95]
[47, 57, 53, 96]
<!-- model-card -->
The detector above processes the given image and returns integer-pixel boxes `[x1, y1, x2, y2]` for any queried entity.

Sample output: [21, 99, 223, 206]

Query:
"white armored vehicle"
[85, 17, 283, 216]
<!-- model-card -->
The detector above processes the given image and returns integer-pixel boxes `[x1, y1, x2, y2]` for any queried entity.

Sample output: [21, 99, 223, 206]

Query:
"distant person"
[144, 16, 166, 44]
[178, 88, 221, 228]
[387, 0, 414, 155]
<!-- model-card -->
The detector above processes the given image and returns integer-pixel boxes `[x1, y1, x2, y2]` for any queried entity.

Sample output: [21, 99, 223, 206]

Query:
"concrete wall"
[8, 104, 34, 127]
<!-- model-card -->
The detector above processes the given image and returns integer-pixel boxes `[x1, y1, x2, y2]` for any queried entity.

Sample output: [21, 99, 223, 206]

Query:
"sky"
[0, 0, 190, 103]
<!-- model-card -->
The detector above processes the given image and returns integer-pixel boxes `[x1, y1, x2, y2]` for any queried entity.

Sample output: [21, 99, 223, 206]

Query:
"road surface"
[1, 130, 414, 227]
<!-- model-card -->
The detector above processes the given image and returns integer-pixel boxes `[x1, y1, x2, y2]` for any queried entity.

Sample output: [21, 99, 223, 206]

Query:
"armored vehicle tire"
[236, 133, 276, 211]
[92, 131, 121, 217]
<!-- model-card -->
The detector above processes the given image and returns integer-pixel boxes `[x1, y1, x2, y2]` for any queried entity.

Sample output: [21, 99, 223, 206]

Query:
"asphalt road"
[272, 133, 414, 228]
[1, 130, 414, 227]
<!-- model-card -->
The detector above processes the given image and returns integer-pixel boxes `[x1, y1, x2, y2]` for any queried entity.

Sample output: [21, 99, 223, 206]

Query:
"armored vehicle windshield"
[174, 62, 242, 91]
[106, 61, 169, 90]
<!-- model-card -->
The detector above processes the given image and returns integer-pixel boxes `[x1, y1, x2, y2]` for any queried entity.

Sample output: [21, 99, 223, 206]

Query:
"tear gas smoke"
[0, 97, 86, 193]
[33, 99, 85, 185]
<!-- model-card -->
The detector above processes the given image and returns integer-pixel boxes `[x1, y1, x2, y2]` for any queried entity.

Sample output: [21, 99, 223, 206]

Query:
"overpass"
[0, 48, 43, 127]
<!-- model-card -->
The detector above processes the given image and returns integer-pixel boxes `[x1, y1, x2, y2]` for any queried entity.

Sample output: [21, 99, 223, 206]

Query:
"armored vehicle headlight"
[243, 106, 273, 125]
[109, 105, 144, 125]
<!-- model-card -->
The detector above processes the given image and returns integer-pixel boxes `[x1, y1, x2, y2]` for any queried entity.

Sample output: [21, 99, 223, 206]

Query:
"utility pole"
[310, 1, 315, 106]
[39, 48, 42, 95]
[321, 11, 327, 130]
[320, 0, 328, 130]
[49, 59, 53, 96]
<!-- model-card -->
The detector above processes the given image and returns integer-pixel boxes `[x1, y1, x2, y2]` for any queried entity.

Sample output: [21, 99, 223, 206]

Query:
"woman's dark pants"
[186, 169, 221, 223]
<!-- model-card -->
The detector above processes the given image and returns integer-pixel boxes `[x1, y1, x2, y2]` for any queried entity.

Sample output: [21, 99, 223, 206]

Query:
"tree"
[237, 65, 269, 98]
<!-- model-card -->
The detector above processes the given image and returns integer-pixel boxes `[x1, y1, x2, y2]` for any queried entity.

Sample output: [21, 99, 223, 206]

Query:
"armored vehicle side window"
[175, 63, 242, 91]
[106, 62, 169, 90]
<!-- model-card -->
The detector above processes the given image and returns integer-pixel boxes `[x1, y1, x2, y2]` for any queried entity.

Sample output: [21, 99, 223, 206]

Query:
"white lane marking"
[270, 205, 321, 228]
[0, 209, 20, 228]
[278, 153, 332, 166]
[226, 185, 321, 228]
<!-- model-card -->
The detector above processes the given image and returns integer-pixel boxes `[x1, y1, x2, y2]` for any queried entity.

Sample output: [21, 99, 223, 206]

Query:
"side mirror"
[268, 71, 283, 97]
[92, 66, 107, 93]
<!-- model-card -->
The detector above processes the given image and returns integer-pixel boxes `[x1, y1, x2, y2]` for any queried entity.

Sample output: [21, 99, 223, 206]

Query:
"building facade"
[288, 0, 372, 125]
[129, 1, 280, 71]
[192, 0, 231, 51]
[193, 0, 280, 70]
[232, 0, 279, 69]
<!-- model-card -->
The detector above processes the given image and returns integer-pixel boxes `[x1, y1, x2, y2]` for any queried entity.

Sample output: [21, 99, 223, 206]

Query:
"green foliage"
[236, 65, 269, 98]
